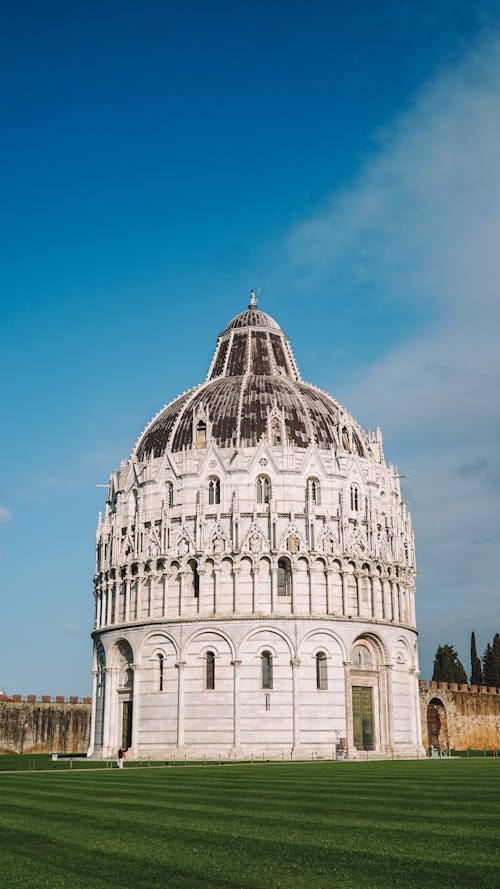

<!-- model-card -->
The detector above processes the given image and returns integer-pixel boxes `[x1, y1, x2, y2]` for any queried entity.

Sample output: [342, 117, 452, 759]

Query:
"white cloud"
[289, 35, 500, 675]
[0, 507, 12, 525]
[63, 624, 81, 636]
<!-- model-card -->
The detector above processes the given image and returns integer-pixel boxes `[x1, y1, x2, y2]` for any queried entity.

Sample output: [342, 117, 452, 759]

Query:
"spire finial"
[249, 289, 257, 308]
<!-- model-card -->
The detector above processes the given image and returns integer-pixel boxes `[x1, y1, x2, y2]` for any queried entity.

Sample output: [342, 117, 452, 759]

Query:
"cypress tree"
[491, 633, 500, 687]
[470, 631, 482, 685]
[482, 643, 495, 687]
[432, 644, 467, 684]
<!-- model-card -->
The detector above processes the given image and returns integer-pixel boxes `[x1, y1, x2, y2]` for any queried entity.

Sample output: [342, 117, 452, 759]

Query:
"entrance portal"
[427, 698, 448, 750]
[122, 701, 133, 749]
[352, 686, 374, 750]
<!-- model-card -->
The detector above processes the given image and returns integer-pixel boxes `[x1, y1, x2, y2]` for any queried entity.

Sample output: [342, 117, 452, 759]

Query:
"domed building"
[89, 294, 423, 759]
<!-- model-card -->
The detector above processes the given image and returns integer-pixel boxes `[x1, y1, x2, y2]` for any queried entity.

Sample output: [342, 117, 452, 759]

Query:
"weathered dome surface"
[133, 299, 366, 461]
[223, 306, 281, 332]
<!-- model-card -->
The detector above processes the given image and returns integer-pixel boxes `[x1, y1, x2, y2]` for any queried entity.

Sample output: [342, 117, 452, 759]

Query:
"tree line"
[431, 632, 500, 686]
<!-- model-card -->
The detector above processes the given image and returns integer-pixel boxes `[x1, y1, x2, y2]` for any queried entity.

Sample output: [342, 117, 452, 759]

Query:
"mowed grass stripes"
[0, 760, 498, 889]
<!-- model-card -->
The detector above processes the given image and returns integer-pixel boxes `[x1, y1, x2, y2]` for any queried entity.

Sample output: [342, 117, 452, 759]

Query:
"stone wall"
[0, 695, 92, 754]
[419, 681, 500, 750]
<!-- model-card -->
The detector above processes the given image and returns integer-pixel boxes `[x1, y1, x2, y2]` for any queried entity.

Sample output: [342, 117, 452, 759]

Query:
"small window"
[206, 651, 215, 690]
[307, 477, 320, 505]
[270, 417, 283, 446]
[316, 652, 328, 690]
[188, 559, 200, 597]
[208, 477, 221, 505]
[195, 420, 207, 448]
[257, 476, 271, 504]
[277, 558, 291, 597]
[350, 485, 359, 511]
[352, 645, 372, 670]
[158, 653, 165, 691]
[342, 427, 351, 452]
[166, 482, 174, 509]
[262, 651, 273, 689]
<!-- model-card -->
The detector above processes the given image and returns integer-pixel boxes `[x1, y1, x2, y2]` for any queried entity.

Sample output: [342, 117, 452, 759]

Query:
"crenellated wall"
[0, 695, 91, 754]
[419, 681, 500, 750]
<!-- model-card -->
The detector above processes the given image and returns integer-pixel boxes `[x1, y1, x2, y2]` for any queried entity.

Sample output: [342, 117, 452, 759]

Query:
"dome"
[223, 306, 281, 332]
[133, 295, 367, 461]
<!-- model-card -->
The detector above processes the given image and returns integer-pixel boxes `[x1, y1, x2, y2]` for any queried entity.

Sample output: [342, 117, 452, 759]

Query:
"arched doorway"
[115, 640, 134, 750]
[427, 698, 448, 750]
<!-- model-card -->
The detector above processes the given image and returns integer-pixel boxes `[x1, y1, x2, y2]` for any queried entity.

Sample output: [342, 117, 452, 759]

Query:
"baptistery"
[89, 293, 423, 759]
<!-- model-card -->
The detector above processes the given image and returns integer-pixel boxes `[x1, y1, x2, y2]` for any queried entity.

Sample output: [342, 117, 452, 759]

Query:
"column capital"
[290, 657, 301, 668]
[176, 660, 186, 670]
[231, 659, 242, 668]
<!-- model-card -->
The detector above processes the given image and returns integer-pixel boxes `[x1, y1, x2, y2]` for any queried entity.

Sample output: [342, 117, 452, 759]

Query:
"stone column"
[161, 570, 169, 618]
[197, 567, 206, 615]
[390, 583, 397, 622]
[131, 664, 140, 752]
[102, 666, 118, 756]
[291, 657, 301, 753]
[270, 564, 277, 612]
[232, 659, 242, 751]
[176, 661, 186, 748]
[105, 583, 112, 626]
[340, 571, 347, 615]
[354, 572, 361, 616]
[382, 576, 391, 621]
[178, 569, 185, 616]
[343, 661, 353, 752]
[325, 569, 333, 614]
[136, 574, 143, 621]
[383, 664, 395, 752]
[251, 564, 257, 613]
[213, 567, 221, 614]
[124, 578, 130, 623]
[232, 566, 240, 614]
[88, 669, 98, 755]
[308, 564, 313, 613]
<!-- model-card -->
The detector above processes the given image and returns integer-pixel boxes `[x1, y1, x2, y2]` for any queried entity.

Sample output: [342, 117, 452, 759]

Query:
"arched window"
[261, 651, 273, 689]
[157, 653, 165, 691]
[208, 477, 221, 505]
[195, 420, 207, 448]
[307, 477, 320, 505]
[316, 652, 328, 690]
[277, 557, 291, 597]
[341, 427, 351, 452]
[256, 476, 271, 504]
[353, 432, 364, 458]
[350, 484, 359, 511]
[188, 559, 200, 598]
[352, 644, 372, 670]
[166, 482, 174, 509]
[270, 417, 283, 446]
[206, 651, 215, 690]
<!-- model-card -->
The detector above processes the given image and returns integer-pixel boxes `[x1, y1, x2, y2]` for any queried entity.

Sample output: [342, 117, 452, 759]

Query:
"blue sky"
[1, 1, 499, 695]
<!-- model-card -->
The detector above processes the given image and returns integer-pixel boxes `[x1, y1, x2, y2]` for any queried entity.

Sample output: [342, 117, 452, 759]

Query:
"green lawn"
[0, 760, 498, 888]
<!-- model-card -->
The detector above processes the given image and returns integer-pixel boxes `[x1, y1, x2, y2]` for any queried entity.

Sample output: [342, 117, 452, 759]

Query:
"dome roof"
[133, 295, 366, 460]
[223, 306, 281, 332]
